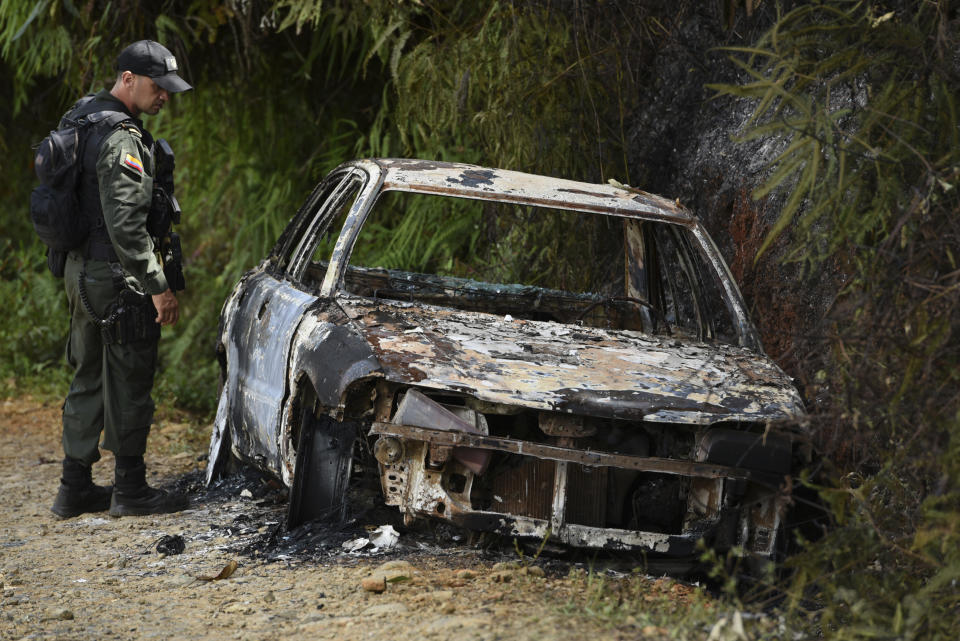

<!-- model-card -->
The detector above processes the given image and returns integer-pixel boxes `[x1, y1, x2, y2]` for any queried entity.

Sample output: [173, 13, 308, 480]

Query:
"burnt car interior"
[296, 187, 738, 345]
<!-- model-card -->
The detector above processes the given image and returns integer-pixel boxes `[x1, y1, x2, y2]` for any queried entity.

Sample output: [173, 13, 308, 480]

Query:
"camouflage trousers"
[61, 252, 158, 465]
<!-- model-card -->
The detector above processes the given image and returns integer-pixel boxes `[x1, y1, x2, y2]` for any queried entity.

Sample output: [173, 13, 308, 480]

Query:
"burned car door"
[220, 272, 316, 471]
[277, 170, 380, 526]
[208, 169, 370, 483]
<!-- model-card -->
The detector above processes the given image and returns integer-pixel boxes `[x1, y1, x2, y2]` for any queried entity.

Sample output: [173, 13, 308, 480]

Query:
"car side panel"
[225, 270, 317, 476]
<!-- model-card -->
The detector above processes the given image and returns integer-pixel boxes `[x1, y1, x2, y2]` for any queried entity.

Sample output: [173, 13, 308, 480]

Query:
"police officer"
[51, 41, 192, 518]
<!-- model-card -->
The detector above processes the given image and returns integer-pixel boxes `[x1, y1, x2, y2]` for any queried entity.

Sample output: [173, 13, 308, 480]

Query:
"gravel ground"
[0, 396, 728, 641]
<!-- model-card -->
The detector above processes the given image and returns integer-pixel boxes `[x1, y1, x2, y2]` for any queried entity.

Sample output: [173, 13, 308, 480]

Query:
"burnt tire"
[286, 398, 359, 529]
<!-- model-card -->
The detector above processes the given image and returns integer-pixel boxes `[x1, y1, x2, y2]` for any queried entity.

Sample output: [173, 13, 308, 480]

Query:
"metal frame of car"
[208, 158, 807, 560]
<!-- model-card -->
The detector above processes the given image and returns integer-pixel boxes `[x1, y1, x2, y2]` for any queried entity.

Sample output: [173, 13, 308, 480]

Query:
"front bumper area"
[370, 421, 785, 555]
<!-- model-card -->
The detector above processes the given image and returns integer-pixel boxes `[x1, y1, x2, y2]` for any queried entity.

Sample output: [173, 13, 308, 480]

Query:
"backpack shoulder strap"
[70, 96, 121, 119]
[85, 110, 135, 140]
[84, 110, 131, 128]
[82, 111, 139, 162]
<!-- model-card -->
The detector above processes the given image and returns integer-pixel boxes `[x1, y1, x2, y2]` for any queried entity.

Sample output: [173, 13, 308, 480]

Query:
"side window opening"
[645, 222, 736, 343]
[286, 173, 363, 289]
[273, 176, 345, 273]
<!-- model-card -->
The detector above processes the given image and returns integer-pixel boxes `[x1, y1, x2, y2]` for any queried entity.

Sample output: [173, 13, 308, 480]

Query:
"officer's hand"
[152, 289, 180, 326]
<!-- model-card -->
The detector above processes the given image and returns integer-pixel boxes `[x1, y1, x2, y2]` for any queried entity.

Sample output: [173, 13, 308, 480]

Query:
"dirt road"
[0, 397, 739, 641]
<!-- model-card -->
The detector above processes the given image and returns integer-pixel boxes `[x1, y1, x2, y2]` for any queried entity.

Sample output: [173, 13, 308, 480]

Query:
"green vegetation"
[711, 2, 960, 639]
[0, 239, 72, 398]
[0, 0, 635, 413]
[360, 192, 624, 295]
[1, 1, 957, 639]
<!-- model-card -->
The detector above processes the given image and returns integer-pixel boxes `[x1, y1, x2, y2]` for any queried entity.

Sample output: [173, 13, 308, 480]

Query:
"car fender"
[277, 303, 382, 485]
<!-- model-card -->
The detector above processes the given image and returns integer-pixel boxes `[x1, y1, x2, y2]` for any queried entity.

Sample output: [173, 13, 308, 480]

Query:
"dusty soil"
[0, 397, 730, 641]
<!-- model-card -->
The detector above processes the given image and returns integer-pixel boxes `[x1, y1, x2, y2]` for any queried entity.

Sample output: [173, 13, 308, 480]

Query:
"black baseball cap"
[115, 40, 192, 93]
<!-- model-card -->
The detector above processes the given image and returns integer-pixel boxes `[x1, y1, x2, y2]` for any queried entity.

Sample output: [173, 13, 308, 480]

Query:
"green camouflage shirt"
[93, 91, 169, 295]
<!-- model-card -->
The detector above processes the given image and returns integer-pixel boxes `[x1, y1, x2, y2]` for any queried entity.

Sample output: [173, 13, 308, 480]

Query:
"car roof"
[350, 158, 697, 226]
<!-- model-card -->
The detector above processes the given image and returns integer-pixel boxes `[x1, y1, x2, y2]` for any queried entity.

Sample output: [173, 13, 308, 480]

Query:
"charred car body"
[207, 158, 807, 561]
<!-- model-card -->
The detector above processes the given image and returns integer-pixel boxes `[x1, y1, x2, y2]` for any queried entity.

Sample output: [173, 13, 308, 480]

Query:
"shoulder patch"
[123, 153, 144, 174]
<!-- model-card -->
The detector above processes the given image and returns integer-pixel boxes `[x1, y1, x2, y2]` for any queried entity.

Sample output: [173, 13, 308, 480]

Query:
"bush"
[0, 240, 71, 397]
[713, 2, 960, 638]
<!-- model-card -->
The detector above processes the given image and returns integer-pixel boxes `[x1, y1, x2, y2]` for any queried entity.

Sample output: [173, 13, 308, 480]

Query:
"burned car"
[207, 158, 807, 561]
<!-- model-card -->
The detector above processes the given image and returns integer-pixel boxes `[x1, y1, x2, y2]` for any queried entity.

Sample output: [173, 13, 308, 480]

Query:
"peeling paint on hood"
[338, 295, 804, 423]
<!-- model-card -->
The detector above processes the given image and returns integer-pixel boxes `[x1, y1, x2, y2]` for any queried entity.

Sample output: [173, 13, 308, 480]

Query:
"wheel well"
[288, 377, 318, 462]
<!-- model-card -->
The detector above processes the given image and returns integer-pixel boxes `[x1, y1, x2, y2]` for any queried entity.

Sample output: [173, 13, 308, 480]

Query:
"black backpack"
[30, 98, 130, 276]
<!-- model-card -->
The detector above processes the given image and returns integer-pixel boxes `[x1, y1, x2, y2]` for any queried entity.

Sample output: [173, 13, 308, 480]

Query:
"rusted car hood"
[339, 297, 804, 424]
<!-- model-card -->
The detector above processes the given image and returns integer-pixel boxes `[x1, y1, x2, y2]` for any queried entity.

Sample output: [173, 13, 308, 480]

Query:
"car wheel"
[286, 388, 359, 529]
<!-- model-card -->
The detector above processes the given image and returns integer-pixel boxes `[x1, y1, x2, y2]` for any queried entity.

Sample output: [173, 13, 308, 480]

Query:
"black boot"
[109, 456, 188, 517]
[50, 457, 113, 519]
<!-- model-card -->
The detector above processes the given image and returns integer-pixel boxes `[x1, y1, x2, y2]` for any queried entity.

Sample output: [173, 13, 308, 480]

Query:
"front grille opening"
[457, 406, 698, 462]
[626, 472, 687, 533]
[468, 453, 689, 535]
[447, 472, 468, 494]
[567, 467, 687, 534]
[483, 412, 539, 439]
[470, 454, 555, 519]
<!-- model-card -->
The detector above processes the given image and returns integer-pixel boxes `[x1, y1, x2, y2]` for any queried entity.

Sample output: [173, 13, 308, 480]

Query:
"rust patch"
[485, 458, 555, 519]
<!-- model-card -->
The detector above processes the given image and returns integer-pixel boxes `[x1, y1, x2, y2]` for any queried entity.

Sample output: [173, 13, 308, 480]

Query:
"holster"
[101, 289, 162, 345]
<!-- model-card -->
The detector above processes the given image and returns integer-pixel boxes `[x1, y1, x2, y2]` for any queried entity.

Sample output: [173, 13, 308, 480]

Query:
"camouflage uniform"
[63, 91, 167, 465]
[51, 40, 192, 518]
[61, 91, 168, 464]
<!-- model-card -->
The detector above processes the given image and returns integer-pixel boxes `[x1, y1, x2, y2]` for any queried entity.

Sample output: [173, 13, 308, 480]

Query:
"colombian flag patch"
[123, 153, 144, 174]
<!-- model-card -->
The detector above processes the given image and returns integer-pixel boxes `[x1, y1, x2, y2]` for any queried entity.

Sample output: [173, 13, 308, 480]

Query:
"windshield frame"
[313, 162, 762, 352]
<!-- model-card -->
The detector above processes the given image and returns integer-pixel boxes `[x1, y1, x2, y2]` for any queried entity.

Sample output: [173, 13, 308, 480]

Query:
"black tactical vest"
[62, 95, 149, 258]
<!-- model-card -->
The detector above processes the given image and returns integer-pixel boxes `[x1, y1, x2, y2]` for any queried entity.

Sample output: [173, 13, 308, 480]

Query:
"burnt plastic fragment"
[155, 534, 185, 555]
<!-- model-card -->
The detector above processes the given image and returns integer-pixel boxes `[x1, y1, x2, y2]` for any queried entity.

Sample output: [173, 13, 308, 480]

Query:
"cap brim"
[153, 73, 192, 93]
